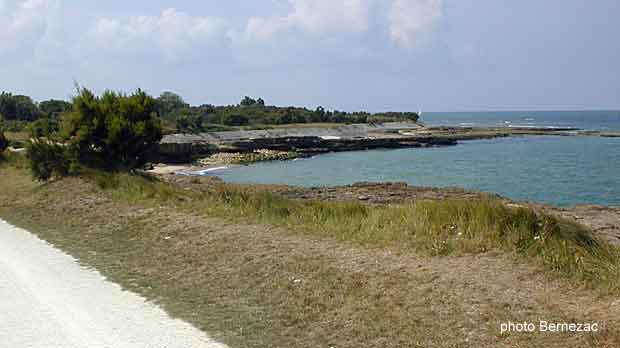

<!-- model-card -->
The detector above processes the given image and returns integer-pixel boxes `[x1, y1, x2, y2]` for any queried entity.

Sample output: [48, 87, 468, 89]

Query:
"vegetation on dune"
[20, 88, 163, 180]
[77, 170, 619, 292]
[2, 164, 618, 348]
[62, 88, 163, 170]
[0, 127, 8, 156]
[0, 132, 6, 154]
[26, 141, 70, 181]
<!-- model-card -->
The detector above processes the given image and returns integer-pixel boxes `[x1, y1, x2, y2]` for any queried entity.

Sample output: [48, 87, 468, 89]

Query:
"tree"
[240, 96, 257, 107]
[63, 88, 163, 170]
[0, 92, 41, 121]
[28, 117, 58, 138]
[0, 132, 7, 154]
[156, 91, 188, 119]
[39, 99, 72, 118]
[0, 115, 7, 154]
[275, 110, 293, 125]
[26, 140, 74, 181]
[222, 113, 249, 126]
[176, 114, 205, 133]
[311, 106, 327, 122]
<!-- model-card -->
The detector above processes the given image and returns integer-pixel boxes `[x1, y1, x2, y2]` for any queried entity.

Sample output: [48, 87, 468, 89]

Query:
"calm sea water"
[210, 111, 620, 207]
[422, 110, 620, 131]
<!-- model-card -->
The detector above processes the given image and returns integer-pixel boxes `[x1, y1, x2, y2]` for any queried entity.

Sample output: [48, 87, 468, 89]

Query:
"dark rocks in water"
[155, 134, 458, 162]
[229, 136, 457, 155]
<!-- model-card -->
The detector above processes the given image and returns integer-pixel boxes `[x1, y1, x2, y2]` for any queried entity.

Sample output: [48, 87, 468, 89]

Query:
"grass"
[81, 169, 620, 292]
[1, 160, 619, 347]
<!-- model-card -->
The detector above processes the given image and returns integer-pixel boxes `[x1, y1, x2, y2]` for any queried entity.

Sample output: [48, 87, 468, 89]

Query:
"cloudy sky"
[1, 0, 619, 111]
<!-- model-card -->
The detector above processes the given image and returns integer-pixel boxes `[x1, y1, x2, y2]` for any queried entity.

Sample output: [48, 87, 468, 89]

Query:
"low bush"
[222, 113, 250, 126]
[26, 140, 77, 181]
[0, 131, 7, 155]
[62, 88, 163, 170]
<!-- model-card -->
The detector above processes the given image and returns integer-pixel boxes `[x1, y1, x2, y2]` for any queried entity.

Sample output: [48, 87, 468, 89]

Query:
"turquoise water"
[213, 136, 620, 207]
[209, 111, 620, 207]
[422, 110, 620, 131]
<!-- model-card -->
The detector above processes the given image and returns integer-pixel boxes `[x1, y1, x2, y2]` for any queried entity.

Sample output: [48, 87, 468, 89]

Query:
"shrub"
[26, 140, 76, 181]
[222, 113, 249, 126]
[0, 131, 7, 154]
[28, 117, 59, 138]
[0, 115, 7, 155]
[62, 88, 163, 170]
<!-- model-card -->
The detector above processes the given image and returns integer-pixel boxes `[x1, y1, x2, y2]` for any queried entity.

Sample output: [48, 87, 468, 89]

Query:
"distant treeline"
[0, 91, 419, 134]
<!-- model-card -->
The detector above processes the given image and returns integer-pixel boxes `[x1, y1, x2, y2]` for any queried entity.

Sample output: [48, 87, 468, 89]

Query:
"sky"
[1, 0, 619, 112]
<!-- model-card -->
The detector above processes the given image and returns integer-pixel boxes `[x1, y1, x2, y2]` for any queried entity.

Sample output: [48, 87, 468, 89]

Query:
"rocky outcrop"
[156, 123, 594, 161]
[229, 136, 456, 154]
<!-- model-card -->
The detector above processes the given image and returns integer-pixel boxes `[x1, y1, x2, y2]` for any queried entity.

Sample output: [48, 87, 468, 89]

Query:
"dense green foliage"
[0, 115, 7, 154]
[0, 89, 420, 135]
[63, 88, 163, 170]
[39, 99, 72, 118]
[26, 140, 75, 181]
[23, 88, 163, 179]
[0, 93, 72, 132]
[155, 93, 419, 133]
[28, 117, 59, 138]
[0, 131, 7, 154]
[0, 92, 40, 121]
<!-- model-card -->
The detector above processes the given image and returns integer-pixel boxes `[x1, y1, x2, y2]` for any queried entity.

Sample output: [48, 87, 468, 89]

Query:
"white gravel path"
[0, 219, 228, 348]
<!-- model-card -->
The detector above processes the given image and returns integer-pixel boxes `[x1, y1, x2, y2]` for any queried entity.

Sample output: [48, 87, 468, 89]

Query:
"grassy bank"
[86, 170, 620, 291]
[0, 160, 618, 347]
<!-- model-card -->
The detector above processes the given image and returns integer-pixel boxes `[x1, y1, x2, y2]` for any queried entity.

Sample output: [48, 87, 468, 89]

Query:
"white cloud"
[287, 0, 370, 34]
[389, 0, 442, 49]
[241, 16, 290, 42]
[237, 0, 371, 42]
[0, 0, 59, 59]
[90, 8, 229, 61]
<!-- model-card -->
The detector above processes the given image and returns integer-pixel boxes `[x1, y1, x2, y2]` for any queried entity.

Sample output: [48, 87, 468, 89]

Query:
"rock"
[358, 195, 370, 201]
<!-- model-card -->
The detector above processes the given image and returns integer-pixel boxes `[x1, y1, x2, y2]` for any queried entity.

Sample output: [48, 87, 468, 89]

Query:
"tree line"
[163, 92, 419, 133]
[0, 90, 419, 135]
[1, 88, 161, 181]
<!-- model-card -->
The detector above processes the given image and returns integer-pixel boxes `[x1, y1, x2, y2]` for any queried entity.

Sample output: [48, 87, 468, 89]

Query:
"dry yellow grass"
[0, 165, 618, 347]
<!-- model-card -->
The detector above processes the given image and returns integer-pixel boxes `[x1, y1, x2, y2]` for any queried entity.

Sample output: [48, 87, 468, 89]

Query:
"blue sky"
[1, 0, 618, 111]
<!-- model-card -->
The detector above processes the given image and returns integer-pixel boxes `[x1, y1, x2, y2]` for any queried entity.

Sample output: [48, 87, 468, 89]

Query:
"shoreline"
[156, 123, 620, 164]
[148, 124, 620, 245]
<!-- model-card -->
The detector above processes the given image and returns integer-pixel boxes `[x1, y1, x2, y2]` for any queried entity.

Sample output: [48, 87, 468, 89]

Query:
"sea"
[208, 111, 620, 207]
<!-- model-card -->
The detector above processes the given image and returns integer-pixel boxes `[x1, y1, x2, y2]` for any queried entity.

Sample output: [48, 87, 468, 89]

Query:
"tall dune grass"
[87, 171, 620, 292]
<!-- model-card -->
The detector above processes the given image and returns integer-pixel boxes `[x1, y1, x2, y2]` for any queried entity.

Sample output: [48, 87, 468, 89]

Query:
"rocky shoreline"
[156, 122, 619, 163]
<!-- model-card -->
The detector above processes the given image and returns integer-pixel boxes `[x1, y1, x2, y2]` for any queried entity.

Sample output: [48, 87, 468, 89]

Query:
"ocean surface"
[421, 110, 620, 131]
[210, 111, 620, 207]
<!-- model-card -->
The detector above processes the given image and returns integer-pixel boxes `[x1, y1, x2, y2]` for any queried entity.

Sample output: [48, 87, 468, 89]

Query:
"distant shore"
[151, 123, 620, 174]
